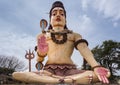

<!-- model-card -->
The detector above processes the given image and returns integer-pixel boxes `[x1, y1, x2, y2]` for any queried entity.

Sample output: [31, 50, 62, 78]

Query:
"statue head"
[49, 1, 66, 18]
[48, 1, 68, 30]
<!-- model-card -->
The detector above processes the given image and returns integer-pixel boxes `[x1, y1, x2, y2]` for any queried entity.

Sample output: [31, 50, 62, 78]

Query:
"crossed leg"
[12, 70, 99, 84]
[38, 70, 99, 84]
[12, 71, 61, 84]
[64, 71, 98, 84]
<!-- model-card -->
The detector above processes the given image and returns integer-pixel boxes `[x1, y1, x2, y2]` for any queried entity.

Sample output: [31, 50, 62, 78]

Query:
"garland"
[46, 29, 73, 44]
[51, 32, 67, 44]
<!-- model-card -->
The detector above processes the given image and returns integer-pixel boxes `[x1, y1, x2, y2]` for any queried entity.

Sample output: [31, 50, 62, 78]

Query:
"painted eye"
[52, 13, 56, 16]
[61, 14, 64, 16]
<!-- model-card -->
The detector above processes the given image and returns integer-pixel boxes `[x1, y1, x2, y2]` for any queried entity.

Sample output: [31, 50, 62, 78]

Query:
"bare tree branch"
[0, 55, 27, 71]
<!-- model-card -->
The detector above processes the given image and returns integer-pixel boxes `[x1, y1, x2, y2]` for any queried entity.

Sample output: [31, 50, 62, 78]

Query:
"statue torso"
[45, 30, 75, 64]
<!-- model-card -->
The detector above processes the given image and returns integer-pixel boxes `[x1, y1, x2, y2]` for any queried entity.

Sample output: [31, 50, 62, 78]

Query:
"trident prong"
[25, 49, 35, 72]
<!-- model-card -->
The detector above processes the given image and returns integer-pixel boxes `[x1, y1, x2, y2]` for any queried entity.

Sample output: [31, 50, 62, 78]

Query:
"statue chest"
[45, 32, 75, 44]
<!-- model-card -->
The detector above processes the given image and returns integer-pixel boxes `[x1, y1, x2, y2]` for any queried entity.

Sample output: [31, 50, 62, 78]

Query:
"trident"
[25, 49, 35, 72]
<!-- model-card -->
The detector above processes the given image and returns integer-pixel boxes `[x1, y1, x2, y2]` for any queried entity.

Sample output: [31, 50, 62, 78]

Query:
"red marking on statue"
[96, 67, 108, 76]
[38, 35, 48, 54]
[96, 67, 109, 84]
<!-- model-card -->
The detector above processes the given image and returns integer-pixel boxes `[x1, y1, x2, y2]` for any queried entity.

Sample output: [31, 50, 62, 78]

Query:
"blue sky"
[0, 0, 120, 71]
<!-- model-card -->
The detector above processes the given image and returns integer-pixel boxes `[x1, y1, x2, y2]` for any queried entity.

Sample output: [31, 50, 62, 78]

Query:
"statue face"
[50, 7, 66, 29]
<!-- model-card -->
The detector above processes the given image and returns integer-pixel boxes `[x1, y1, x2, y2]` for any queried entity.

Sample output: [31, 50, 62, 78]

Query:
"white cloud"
[80, 0, 120, 47]
[81, 0, 91, 11]
[81, 0, 120, 21]
[113, 22, 118, 27]
[78, 14, 96, 36]
[0, 31, 38, 71]
[0, 31, 36, 58]
[0, 0, 50, 35]
[92, 0, 120, 21]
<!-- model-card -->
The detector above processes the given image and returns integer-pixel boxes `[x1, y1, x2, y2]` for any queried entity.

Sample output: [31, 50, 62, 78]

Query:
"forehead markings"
[52, 7, 64, 12]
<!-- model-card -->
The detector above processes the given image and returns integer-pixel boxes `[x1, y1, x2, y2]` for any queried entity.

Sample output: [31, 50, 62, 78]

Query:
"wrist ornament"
[37, 52, 46, 58]
[92, 65, 102, 70]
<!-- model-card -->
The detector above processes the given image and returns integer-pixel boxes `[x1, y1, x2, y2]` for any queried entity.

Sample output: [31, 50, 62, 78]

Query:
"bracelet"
[37, 52, 46, 57]
[92, 65, 102, 70]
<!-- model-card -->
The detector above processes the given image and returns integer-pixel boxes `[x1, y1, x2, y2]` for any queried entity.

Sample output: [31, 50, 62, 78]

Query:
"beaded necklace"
[48, 29, 73, 44]
[51, 32, 67, 44]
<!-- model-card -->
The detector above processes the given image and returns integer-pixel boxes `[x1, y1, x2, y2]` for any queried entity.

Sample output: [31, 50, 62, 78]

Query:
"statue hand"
[38, 35, 48, 55]
[94, 67, 110, 84]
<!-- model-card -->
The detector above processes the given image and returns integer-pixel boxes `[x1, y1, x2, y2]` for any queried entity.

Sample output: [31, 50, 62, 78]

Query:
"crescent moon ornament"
[40, 19, 48, 33]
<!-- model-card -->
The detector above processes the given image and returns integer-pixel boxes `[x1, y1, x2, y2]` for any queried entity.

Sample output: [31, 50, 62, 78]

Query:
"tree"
[91, 40, 120, 83]
[0, 67, 14, 75]
[0, 55, 28, 71]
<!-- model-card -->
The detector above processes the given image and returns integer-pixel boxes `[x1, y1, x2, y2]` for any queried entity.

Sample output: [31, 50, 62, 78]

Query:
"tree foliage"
[91, 40, 120, 83]
[0, 67, 14, 75]
[0, 55, 27, 71]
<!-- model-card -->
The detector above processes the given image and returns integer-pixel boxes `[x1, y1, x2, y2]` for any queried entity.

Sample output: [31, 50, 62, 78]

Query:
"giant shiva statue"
[12, 1, 110, 84]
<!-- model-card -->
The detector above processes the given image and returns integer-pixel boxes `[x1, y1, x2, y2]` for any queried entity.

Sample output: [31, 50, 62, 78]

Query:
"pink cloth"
[44, 64, 85, 76]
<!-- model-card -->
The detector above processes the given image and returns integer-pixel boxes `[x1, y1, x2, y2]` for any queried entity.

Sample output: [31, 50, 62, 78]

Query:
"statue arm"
[74, 33, 110, 83]
[36, 34, 48, 62]
[74, 33, 99, 67]
[77, 43, 100, 67]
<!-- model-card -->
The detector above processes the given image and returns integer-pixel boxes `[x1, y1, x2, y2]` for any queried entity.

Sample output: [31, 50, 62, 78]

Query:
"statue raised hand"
[37, 34, 48, 56]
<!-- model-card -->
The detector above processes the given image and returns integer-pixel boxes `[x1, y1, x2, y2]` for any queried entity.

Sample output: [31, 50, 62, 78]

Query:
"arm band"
[74, 39, 88, 50]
